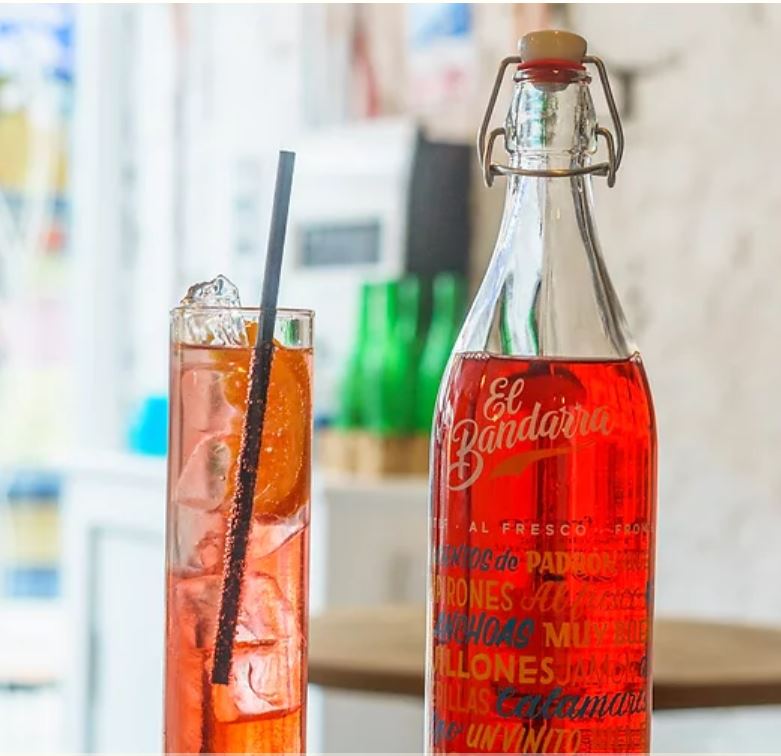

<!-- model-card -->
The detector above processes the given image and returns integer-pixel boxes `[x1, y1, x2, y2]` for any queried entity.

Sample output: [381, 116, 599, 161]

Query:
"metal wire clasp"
[477, 55, 625, 188]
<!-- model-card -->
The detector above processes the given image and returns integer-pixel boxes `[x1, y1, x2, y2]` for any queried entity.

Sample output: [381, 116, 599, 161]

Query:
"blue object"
[128, 395, 168, 456]
[6, 470, 60, 500]
[4, 567, 59, 599]
[314, 413, 333, 431]
[0, 5, 74, 83]
[408, 4, 472, 48]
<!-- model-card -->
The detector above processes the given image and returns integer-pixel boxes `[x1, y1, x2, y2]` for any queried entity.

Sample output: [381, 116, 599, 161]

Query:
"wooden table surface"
[309, 605, 781, 710]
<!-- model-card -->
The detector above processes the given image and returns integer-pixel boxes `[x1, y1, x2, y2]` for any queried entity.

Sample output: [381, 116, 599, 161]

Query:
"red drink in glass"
[165, 310, 312, 754]
[429, 353, 655, 753]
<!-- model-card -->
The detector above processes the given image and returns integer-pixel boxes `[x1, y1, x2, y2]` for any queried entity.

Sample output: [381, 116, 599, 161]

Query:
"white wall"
[560, 4, 781, 624]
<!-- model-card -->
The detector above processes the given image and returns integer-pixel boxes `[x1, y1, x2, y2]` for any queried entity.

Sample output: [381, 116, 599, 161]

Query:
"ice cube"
[176, 275, 248, 346]
[172, 574, 223, 649]
[175, 433, 235, 511]
[212, 639, 301, 721]
[235, 570, 298, 643]
[175, 505, 227, 575]
[181, 274, 242, 308]
[181, 366, 241, 434]
[212, 571, 302, 721]
[245, 509, 307, 565]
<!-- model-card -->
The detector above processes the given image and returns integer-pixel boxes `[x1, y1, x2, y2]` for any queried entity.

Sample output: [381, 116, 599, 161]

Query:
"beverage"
[430, 354, 654, 753]
[165, 283, 312, 754]
[426, 31, 657, 754]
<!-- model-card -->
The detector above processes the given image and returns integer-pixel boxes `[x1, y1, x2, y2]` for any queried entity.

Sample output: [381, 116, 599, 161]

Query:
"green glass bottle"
[363, 282, 401, 435]
[364, 280, 422, 436]
[414, 273, 465, 432]
[396, 277, 421, 432]
[337, 283, 370, 429]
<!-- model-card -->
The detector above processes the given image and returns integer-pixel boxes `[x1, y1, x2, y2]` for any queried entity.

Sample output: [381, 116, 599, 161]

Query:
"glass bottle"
[415, 273, 466, 433]
[426, 31, 657, 755]
[364, 281, 411, 435]
[397, 276, 422, 432]
[338, 282, 371, 430]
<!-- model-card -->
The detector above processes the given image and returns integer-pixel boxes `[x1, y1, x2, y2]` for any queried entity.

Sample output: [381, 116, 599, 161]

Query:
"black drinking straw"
[211, 150, 296, 685]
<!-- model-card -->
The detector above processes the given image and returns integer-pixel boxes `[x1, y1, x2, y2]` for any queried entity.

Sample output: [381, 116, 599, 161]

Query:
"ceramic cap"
[519, 30, 587, 63]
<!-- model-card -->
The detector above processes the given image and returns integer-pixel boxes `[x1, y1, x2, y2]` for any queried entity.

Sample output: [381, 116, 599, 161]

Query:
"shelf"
[58, 450, 166, 483]
[321, 471, 429, 501]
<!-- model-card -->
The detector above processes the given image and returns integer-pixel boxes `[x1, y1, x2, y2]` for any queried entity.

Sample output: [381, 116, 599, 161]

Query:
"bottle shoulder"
[459, 175, 637, 360]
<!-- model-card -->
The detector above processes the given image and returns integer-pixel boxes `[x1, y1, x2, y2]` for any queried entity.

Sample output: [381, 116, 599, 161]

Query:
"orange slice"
[212, 323, 310, 518]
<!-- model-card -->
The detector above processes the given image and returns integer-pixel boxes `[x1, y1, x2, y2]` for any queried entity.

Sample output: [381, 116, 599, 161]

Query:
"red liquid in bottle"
[429, 352, 656, 754]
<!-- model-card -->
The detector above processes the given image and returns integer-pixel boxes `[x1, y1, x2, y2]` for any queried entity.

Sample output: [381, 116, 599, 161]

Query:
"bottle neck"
[431, 275, 465, 331]
[397, 278, 420, 342]
[356, 284, 370, 346]
[459, 72, 635, 360]
[507, 67, 597, 171]
[369, 282, 397, 340]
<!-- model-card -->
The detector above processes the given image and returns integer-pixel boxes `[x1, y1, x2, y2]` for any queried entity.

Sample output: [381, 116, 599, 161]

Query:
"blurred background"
[1, 2, 781, 753]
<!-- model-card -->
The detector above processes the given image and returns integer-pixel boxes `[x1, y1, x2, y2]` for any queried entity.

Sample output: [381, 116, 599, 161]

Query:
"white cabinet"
[90, 531, 164, 752]
[61, 454, 166, 753]
[314, 475, 428, 754]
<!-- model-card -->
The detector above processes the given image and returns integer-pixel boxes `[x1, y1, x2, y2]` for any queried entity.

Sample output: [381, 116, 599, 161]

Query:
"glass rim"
[170, 305, 313, 319]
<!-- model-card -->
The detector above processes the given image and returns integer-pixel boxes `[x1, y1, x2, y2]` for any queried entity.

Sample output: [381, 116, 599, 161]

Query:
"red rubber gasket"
[519, 58, 586, 71]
